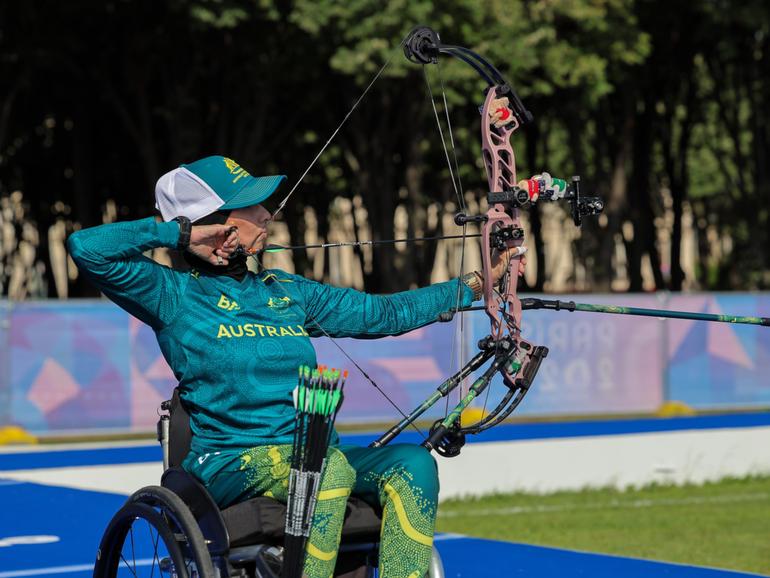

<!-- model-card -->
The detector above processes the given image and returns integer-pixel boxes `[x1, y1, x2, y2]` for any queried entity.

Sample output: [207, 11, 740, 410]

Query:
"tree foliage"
[0, 0, 768, 298]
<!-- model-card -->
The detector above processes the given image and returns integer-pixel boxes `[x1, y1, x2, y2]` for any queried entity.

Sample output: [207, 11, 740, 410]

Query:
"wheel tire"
[93, 501, 189, 578]
[128, 485, 216, 578]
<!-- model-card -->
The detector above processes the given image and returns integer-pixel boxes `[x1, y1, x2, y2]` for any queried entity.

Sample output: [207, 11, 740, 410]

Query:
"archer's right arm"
[67, 217, 186, 329]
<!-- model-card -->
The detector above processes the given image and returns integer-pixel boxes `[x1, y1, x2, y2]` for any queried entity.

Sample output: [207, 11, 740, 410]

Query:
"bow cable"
[435, 59, 473, 398]
[271, 44, 404, 221]
[422, 60, 472, 418]
[252, 253, 428, 440]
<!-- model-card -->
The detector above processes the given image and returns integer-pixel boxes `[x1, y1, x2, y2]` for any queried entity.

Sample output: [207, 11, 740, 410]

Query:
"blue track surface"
[2, 415, 768, 577]
[0, 481, 124, 577]
[0, 474, 763, 577]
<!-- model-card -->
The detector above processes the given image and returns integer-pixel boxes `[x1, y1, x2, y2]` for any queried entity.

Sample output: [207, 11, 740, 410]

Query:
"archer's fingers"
[210, 252, 229, 266]
[223, 227, 239, 248]
[214, 247, 236, 259]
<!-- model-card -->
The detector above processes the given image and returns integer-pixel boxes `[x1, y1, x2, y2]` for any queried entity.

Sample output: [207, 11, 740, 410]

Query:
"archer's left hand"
[490, 246, 527, 284]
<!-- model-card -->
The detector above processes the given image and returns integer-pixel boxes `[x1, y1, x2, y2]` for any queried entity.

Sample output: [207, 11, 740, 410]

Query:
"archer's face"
[227, 204, 271, 254]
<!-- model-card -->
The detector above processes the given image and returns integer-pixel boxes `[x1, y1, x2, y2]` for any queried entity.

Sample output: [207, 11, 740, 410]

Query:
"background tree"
[0, 0, 768, 299]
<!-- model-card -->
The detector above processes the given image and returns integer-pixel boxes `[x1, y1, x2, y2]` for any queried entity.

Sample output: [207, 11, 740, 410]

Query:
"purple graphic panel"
[0, 301, 10, 425]
[2, 294, 770, 433]
[666, 294, 770, 409]
[129, 316, 178, 429]
[8, 301, 131, 431]
[470, 295, 666, 416]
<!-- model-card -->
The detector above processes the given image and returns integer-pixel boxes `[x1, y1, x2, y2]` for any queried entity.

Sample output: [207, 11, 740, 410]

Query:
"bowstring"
[271, 41, 404, 221]
[422, 63, 470, 420]
[263, 31, 496, 441]
[258, 32, 428, 440]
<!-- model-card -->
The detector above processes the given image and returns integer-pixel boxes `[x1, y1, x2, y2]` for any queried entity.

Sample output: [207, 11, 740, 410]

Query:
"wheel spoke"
[149, 521, 160, 578]
[120, 553, 139, 578]
[129, 525, 136, 573]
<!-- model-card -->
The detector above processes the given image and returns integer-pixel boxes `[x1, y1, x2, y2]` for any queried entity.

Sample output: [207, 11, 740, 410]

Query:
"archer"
[67, 153, 522, 578]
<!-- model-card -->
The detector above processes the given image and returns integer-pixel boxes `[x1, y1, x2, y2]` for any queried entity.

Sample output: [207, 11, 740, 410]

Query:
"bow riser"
[479, 85, 545, 397]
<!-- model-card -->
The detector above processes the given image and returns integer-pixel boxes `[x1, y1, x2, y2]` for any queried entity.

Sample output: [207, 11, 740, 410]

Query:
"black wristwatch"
[173, 216, 192, 251]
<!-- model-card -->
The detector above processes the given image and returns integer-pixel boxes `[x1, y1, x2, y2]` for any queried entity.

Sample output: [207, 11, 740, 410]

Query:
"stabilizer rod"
[520, 298, 770, 326]
[370, 344, 496, 448]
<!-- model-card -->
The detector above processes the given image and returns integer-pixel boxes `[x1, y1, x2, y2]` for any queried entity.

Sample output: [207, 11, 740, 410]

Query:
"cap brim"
[220, 175, 287, 210]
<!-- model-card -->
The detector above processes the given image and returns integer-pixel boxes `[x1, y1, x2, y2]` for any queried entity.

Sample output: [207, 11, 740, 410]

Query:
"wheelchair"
[93, 389, 445, 577]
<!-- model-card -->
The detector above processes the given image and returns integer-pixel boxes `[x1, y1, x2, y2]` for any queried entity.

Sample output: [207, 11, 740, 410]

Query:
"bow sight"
[457, 176, 605, 228]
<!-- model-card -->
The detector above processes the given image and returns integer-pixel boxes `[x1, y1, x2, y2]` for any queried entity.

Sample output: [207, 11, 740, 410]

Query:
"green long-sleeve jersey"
[67, 217, 473, 453]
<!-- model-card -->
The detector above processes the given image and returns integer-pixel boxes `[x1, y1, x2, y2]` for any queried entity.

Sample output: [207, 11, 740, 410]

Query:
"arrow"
[263, 233, 481, 253]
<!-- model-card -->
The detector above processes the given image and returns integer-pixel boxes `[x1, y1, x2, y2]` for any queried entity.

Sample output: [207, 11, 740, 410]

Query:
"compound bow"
[264, 25, 766, 459]
[368, 26, 604, 456]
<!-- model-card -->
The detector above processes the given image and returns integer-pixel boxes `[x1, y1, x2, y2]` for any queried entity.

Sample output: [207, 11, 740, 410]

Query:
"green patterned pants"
[183, 444, 439, 578]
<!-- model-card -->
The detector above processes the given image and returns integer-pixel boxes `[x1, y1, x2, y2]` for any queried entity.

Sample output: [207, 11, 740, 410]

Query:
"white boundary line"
[0, 440, 156, 454]
[0, 558, 154, 578]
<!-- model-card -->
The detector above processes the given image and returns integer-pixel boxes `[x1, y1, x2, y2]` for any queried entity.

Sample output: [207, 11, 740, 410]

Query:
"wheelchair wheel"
[94, 501, 190, 577]
[94, 486, 216, 578]
[128, 485, 215, 576]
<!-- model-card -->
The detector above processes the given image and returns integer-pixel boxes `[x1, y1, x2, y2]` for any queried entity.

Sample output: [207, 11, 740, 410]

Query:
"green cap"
[182, 156, 286, 210]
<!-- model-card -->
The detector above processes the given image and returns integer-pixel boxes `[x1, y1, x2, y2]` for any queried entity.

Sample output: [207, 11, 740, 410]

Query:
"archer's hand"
[188, 225, 239, 266]
[490, 247, 527, 284]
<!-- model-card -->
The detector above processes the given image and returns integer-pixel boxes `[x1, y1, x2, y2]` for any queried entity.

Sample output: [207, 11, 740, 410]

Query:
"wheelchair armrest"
[161, 467, 230, 556]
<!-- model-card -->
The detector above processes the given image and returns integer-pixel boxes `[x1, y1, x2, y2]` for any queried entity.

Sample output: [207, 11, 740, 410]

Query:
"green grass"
[436, 476, 770, 575]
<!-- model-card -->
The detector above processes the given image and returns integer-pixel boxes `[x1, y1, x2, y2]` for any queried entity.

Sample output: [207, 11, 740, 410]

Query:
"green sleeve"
[287, 273, 474, 338]
[67, 217, 187, 329]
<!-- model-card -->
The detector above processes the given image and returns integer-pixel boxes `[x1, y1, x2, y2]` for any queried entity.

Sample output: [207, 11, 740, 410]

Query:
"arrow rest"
[489, 224, 524, 250]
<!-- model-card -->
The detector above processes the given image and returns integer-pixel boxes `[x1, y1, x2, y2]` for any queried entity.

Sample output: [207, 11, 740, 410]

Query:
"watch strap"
[173, 216, 192, 251]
